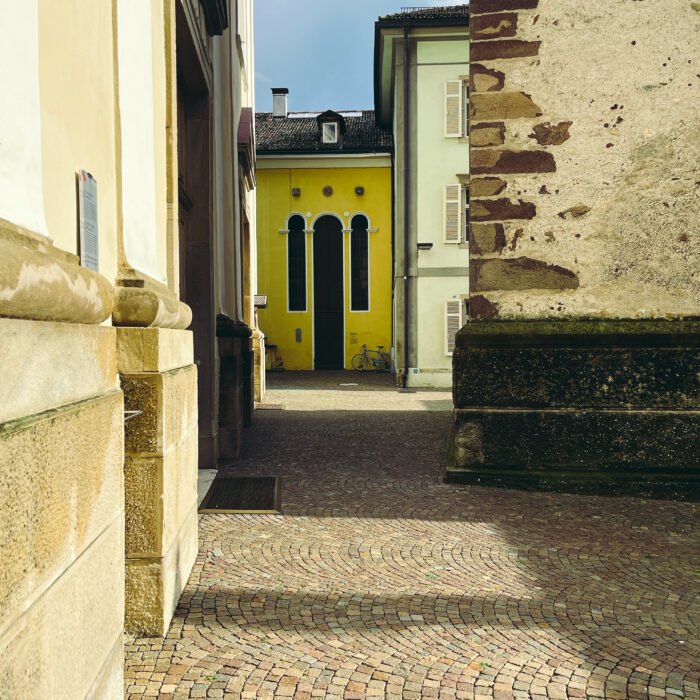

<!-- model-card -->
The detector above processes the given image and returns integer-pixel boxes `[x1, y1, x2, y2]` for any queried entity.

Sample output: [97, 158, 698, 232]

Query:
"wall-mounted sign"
[77, 170, 98, 271]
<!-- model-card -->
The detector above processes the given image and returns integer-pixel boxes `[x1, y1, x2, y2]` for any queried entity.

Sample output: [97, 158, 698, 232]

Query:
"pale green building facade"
[375, 6, 469, 388]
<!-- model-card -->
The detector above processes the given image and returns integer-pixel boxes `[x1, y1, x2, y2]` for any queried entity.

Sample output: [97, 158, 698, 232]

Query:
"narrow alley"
[124, 373, 700, 700]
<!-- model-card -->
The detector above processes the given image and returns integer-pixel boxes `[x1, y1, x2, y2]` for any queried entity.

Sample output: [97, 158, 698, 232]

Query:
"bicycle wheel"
[351, 353, 369, 371]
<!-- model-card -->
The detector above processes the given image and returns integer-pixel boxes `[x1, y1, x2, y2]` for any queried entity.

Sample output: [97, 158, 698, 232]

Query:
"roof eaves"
[256, 147, 393, 156]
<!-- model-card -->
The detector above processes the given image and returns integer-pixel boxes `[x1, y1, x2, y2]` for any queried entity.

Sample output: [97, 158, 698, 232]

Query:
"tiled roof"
[378, 4, 469, 22]
[255, 111, 393, 155]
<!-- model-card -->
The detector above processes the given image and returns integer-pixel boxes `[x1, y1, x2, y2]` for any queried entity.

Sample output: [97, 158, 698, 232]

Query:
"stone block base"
[0, 316, 125, 699]
[125, 504, 198, 636]
[449, 320, 699, 500]
[446, 409, 700, 499]
[118, 327, 199, 636]
[217, 327, 254, 460]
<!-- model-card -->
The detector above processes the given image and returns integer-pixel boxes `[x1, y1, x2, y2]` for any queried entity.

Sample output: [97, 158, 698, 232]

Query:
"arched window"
[350, 214, 369, 311]
[287, 214, 306, 311]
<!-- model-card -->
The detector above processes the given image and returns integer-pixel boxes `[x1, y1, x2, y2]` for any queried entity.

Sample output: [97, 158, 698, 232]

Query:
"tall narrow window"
[463, 186, 470, 242]
[287, 214, 306, 311]
[350, 214, 369, 311]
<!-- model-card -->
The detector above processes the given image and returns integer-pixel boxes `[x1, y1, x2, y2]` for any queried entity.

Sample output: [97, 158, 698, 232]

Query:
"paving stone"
[124, 372, 700, 699]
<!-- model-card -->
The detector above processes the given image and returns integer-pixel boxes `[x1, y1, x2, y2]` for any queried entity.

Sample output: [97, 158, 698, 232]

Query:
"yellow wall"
[257, 163, 392, 370]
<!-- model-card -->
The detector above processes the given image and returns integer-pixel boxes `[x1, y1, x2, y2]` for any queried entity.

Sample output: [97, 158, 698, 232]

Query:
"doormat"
[199, 475, 282, 514]
[255, 402, 285, 410]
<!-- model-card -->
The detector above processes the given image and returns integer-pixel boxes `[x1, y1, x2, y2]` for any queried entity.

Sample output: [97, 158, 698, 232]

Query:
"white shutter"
[445, 299, 463, 356]
[444, 80, 463, 138]
[443, 184, 462, 243]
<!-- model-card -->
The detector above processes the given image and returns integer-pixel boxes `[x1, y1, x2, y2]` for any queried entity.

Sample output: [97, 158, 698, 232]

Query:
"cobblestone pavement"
[125, 371, 700, 700]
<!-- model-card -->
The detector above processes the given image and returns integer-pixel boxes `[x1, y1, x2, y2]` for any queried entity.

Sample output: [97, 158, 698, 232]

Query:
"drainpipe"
[402, 24, 410, 388]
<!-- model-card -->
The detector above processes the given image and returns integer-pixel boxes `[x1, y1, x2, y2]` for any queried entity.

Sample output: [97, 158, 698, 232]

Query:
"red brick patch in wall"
[469, 295, 500, 319]
[470, 257, 579, 292]
[470, 0, 538, 14]
[471, 65, 506, 92]
[471, 149, 556, 175]
[471, 13, 519, 40]
[471, 40, 541, 62]
[471, 92, 542, 121]
[470, 177, 508, 197]
[470, 223, 507, 255]
[471, 198, 537, 221]
[471, 122, 507, 147]
[528, 121, 573, 146]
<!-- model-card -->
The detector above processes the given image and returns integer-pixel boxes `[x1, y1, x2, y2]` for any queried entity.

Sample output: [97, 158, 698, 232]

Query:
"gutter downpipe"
[402, 24, 410, 388]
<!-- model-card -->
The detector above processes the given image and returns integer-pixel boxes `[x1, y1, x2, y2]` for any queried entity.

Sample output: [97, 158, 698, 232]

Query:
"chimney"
[271, 88, 289, 118]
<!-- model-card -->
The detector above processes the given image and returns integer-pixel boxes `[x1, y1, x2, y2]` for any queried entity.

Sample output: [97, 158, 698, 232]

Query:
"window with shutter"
[444, 80, 463, 138]
[444, 184, 462, 243]
[445, 299, 463, 356]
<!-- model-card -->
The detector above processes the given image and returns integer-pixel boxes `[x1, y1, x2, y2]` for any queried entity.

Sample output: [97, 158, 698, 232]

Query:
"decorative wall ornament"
[323, 186, 333, 197]
[355, 186, 365, 195]
[291, 187, 301, 197]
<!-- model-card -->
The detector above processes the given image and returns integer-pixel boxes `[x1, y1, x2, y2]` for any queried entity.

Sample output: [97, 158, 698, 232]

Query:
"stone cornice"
[113, 273, 192, 329]
[0, 218, 114, 325]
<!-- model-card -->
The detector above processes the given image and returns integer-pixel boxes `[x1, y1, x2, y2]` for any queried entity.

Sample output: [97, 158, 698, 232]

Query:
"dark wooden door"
[313, 216, 344, 369]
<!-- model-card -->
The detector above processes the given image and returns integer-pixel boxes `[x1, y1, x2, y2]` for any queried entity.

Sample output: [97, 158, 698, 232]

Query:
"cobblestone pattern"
[125, 372, 700, 699]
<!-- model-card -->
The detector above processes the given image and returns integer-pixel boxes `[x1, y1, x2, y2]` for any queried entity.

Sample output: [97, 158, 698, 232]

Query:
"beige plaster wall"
[152, 0, 169, 285]
[0, 2, 48, 237]
[38, 0, 119, 284]
[469, 0, 699, 320]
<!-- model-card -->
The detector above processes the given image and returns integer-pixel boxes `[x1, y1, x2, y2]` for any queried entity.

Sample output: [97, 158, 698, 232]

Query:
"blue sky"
[253, 1, 461, 113]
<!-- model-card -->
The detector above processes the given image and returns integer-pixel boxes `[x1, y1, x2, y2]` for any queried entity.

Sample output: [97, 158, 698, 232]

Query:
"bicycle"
[351, 344, 391, 371]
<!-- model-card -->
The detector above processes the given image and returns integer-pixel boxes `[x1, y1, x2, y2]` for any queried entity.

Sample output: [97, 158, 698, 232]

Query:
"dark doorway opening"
[313, 215, 344, 370]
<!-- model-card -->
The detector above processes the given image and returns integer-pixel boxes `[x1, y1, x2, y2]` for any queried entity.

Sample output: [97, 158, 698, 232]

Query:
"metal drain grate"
[255, 402, 285, 410]
[199, 475, 281, 513]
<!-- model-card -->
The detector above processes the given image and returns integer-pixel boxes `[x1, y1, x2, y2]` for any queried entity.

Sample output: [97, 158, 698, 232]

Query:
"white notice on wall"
[78, 170, 99, 272]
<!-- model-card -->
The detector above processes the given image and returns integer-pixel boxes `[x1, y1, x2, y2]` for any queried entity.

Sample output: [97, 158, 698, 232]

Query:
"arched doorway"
[313, 215, 344, 369]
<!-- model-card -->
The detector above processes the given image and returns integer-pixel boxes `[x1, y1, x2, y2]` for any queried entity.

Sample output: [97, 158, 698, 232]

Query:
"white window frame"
[322, 122, 338, 144]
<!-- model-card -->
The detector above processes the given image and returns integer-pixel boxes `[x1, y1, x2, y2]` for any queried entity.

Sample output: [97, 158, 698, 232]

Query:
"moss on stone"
[456, 318, 700, 346]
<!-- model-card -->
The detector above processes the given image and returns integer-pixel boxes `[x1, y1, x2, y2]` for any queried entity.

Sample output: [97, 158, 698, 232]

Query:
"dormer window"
[317, 110, 345, 146]
[322, 122, 338, 144]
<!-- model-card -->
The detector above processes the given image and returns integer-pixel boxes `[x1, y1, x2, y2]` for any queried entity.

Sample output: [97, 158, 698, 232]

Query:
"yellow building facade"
[256, 103, 393, 370]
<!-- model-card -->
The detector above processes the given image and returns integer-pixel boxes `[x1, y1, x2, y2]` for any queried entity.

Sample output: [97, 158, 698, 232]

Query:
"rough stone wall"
[469, 0, 699, 320]
[0, 320, 125, 698]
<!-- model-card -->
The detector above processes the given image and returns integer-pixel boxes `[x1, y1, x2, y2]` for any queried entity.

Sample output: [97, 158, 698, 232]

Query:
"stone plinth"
[117, 327, 198, 636]
[216, 315, 253, 461]
[447, 320, 700, 500]
[0, 319, 124, 697]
